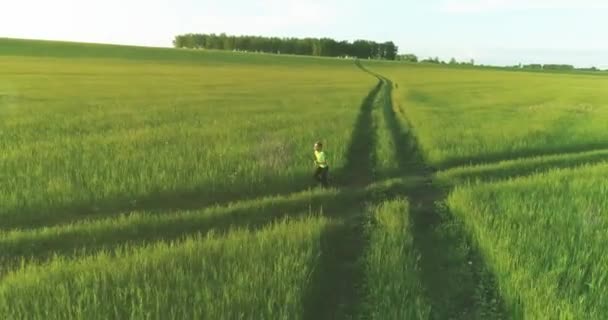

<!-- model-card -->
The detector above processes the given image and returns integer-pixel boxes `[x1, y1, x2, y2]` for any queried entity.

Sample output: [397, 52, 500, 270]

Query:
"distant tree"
[250, 37, 265, 52]
[449, 57, 458, 64]
[173, 33, 400, 60]
[372, 42, 382, 59]
[398, 54, 418, 62]
[575, 66, 598, 72]
[223, 35, 236, 51]
[237, 37, 250, 51]
[352, 40, 373, 59]
[270, 37, 282, 53]
[315, 38, 334, 56]
[337, 40, 351, 57]
[421, 57, 438, 64]
[382, 41, 398, 60]
[173, 35, 186, 48]
[543, 64, 574, 70]
[174, 34, 198, 48]
[311, 39, 322, 56]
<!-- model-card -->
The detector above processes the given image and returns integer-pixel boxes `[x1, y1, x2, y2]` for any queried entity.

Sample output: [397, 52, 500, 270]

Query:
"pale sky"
[2, 0, 607, 68]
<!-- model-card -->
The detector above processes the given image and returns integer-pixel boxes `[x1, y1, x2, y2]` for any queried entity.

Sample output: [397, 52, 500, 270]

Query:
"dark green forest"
[173, 33, 398, 60]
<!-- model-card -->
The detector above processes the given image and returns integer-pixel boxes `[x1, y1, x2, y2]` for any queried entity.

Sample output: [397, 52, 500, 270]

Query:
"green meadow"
[367, 60, 608, 318]
[449, 164, 608, 319]
[368, 62, 608, 168]
[0, 39, 375, 229]
[2, 38, 608, 319]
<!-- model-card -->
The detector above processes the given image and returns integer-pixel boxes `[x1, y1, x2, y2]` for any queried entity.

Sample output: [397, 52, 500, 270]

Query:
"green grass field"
[449, 164, 608, 319]
[1, 217, 329, 319]
[367, 61, 608, 168]
[2, 38, 608, 319]
[365, 60, 608, 319]
[0, 39, 375, 229]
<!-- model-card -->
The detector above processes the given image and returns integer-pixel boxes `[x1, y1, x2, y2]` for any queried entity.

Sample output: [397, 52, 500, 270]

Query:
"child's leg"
[321, 167, 329, 187]
[313, 167, 322, 183]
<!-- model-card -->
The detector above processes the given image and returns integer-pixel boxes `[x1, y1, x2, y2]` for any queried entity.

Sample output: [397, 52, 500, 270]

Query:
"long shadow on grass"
[437, 148, 608, 186]
[336, 77, 381, 187]
[0, 187, 358, 277]
[438, 143, 608, 172]
[303, 74, 382, 320]
[1, 74, 387, 318]
[3, 77, 382, 232]
[303, 178, 412, 320]
[364, 66, 507, 319]
[1, 173, 319, 231]
[0, 179, 414, 284]
[304, 206, 367, 319]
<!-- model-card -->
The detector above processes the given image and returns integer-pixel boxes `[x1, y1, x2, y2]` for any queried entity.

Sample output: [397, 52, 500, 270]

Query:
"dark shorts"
[313, 166, 329, 187]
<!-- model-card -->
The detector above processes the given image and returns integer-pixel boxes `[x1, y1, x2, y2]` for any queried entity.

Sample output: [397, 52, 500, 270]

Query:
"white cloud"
[440, 0, 608, 13]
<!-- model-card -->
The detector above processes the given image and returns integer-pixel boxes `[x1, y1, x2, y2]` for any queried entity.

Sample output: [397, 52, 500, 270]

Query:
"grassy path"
[8, 55, 607, 318]
[358, 62, 506, 319]
[306, 75, 383, 319]
[358, 63, 608, 319]
[0, 70, 397, 320]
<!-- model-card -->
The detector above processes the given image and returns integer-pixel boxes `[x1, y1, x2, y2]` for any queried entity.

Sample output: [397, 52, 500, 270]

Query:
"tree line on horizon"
[398, 55, 476, 66]
[397, 56, 603, 72]
[509, 63, 602, 72]
[173, 33, 398, 60]
[172, 33, 603, 71]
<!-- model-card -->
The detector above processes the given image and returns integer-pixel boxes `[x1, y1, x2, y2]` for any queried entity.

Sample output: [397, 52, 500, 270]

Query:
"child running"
[313, 141, 329, 188]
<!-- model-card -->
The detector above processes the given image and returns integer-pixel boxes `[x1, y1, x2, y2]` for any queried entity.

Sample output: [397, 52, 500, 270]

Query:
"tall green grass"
[11, 37, 608, 318]
[364, 61, 608, 167]
[0, 39, 376, 229]
[371, 80, 399, 179]
[0, 217, 328, 319]
[359, 198, 430, 319]
[448, 163, 608, 319]
[0, 38, 355, 66]
[0, 180, 417, 267]
[0, 188, 343, 276]
[437, 148, 608, 185]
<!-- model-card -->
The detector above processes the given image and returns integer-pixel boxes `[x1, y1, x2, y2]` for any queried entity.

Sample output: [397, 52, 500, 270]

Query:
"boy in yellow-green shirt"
[313, 141, 329, 188]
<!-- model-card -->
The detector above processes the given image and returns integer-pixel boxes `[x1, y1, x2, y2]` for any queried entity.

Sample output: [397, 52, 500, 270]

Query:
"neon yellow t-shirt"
[314, 151, 328, 168]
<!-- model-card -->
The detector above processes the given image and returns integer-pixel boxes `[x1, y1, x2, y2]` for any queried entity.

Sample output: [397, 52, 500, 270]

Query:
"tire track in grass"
[305, 77, 381, 320]
[438, 142, 608, 171]
[437, 147, 608, 186]
[0, 178, 415, 280]
[358, 62, 506, 319]
[0, 175, 314, 231]
[2, 70, 391, 319]
[0, 188, 357, 279]
[338, 80, 382, 187]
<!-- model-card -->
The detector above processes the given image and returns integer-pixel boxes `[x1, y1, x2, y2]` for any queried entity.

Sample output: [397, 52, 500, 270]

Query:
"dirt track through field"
[8, 57, 607, 319]
[356, 62, 507, 319]
[307, 61, 509, 319]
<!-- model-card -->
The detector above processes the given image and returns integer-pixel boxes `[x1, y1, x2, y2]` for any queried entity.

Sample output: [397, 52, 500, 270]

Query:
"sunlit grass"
[0, 39, 375, 228]
[448, 163, 608, 319]
[359, 198, 430, 319]
[0, 216, 328, 319]
[437, 148, 608, 185]
[365, 61, 608, 167]
[8, 37, 608, 319]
